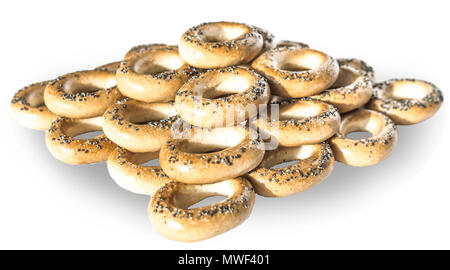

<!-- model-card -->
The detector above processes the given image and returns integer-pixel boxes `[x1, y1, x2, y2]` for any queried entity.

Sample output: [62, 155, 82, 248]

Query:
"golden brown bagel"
[159, 125, 265, 184]
[311, 65, 373, 113]
[95, 61, 121, 73]
[175, 66, 270, 128]
[46, 116, 117, 165]
[337, 58, 376, 84]
[102, 98, 178, 152]
[10, 80, 59, 130]
[148, 177, 255, 242]
[44, 70, 120, 118]
[179, 21, 263, 68]
[253, 98, 340, 147]
[124, 43, 168, 59]
[116, 45, 197, 102]
[251, 47, 339, 97]
[107, 147, 172, 195]
[275, 40, 309, 49]
[366, 79, 444, 125]
[329, 109, 398, 167]
[247, 142, 334, 197]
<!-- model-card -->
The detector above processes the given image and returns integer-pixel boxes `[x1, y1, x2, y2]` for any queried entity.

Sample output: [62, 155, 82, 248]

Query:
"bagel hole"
[279, 103, 323, 120]
[131, 151, 160, 166]
[331, 67, 360, 88]
[277, 50, 325, 72]
[204, 92, 236, 99]
[62, 118, 104, 138]
[195, 75, 252, 98]
[134, 54, 184, 75]
[383, 81, 430, 100]
[25, 88, 45, 107]
[64, 82, 101, 94]
[179, 127, 246, 153]
[261, 145, 317, 168]
[180, 142, 229, 154]
[341, 112, 384, 137]
[132, 118, 171, 125]
[128, 114, 174, 125]
[278, 62, 310, 72]
[124, 105, 176, 124]
[271, 160, 299, 169]
[188, 195, 227, 209]
[140, 159, 160, 166]
[172, 184, 229, 209]
[346, 131, 372, 139]
[73, 130, 104, 139]
[63, 77, 116, 94]
[135, 64, 171, 74]
[200, 25, 248, 42]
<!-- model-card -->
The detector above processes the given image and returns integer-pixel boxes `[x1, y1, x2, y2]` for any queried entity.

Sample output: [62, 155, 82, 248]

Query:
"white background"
[1, 0, 449, 249]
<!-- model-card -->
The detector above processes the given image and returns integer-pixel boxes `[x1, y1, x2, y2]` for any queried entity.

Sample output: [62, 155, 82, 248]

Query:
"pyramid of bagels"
[10, 22, 444, 242]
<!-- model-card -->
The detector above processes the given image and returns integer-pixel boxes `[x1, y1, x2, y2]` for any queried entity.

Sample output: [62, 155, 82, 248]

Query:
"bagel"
[329, 109, 398, 167]
[311, 65, 373, 113]
[366, 79, 444, 125]
[102, 98, 178, 152]
[46, 116, 117, 164]
[10, 80, 59, 130]
[107, 147, 171, 195]
[275, 40, 309, 49]
[95, 61, 121, 73]
[148, 177, 255, 242]
[253, 98, 340, 147]
[247, 142, 334, 197]
[44, 70, 120, 118]
[251, 47, 339, 97]
[159, 125, 265, 184]
[116, 45, 197, 102]
[175, 66, 270, 128]
[337, 58, 376, 84]
[252, 26, 276, 53]
[124, 43, 168, 59]
[179, 21, 263, 68]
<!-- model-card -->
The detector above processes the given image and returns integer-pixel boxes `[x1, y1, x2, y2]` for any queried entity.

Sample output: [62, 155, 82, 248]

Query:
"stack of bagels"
[10, 22, 444, 242]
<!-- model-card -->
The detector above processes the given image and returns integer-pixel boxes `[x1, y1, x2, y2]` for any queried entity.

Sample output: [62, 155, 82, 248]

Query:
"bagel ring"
[366, 79, 444, 125]
[179, 21, 264, 68]
[311, 65, 373, 113]
[247, 142, 334, 197]
[116, 45, 197, 102]
[102, 98, 178, 152]
[337, 58, 376, 84]
[10, 80, 59, 130]
[159, 125, 265, 184]
[124, 43, 168, 59]
[46, 116, 117, 164]
[252, 47, 339, 97]
[252, 26, 276, 53]
[175, 66, 270, 128]
[329, 109, 398, 167]
[95, 61, 121, 73]
[44, 70, 120, 118]
[253, 98, 340, 147]
[148, 177, 255, 242]
[275, 40, 309, 49]
[107, 147, 171, 195]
